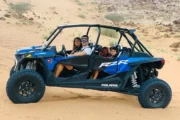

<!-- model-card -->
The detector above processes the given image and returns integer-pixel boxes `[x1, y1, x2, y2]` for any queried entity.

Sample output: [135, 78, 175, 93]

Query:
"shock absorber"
[26, 61, 36, 70]
[131, 72, 140, 88]
[26, 62, 32, 69]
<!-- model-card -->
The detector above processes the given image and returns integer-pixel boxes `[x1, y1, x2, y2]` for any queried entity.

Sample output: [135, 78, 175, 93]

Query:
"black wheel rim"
[149, 88, 165, 104]
[18, 80, 36, 97]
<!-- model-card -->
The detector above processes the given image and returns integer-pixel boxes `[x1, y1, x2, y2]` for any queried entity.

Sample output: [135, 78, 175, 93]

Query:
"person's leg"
[90, 70, 95, 79]
[54, 64, 64, 77]
[93, 70, 99, 79]
[64, 65, 73, 70]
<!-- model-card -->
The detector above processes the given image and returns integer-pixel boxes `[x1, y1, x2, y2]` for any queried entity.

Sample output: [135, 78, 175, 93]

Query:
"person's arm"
[69, 51, 87, 56]
[69, 47, 91, 56]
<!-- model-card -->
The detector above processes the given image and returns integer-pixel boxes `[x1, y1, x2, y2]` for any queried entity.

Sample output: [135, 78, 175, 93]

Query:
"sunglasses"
[81, 39, 88, 42]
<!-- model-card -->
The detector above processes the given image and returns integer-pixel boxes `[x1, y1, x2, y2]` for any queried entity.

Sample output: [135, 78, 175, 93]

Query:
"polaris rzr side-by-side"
[6, 24, 172, 108]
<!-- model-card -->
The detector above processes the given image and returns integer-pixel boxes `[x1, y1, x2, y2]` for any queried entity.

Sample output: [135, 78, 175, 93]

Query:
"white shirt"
[81, 46, 92, 55]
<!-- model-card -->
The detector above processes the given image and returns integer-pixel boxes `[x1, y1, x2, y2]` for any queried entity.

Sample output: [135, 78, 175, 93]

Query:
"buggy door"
[55, 55, 89, 70]
[89, 54, 118, 75]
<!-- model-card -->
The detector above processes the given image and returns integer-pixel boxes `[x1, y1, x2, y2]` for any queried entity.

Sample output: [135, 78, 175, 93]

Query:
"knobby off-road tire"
[138, 78, 172, 108]
[6, 69, 45, 104]
[10, 65, 15, 76]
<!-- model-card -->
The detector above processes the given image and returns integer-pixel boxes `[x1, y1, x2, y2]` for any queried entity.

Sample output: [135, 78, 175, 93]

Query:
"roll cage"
[42, 24, 153, 57]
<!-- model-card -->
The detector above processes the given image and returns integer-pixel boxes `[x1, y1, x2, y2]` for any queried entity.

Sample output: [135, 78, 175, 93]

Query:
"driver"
[54, 35, 92, 77]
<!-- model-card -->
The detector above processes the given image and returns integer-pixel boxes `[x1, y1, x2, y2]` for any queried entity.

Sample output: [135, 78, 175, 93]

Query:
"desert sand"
[0, 0, 180, 120]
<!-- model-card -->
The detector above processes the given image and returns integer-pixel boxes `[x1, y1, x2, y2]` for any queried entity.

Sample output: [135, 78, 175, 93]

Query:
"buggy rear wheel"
[6, 69, 45, 103]
[138, 78, 172, 108]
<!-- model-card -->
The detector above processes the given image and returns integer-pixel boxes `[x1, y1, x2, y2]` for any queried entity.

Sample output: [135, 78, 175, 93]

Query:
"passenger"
[71, 37, 82, 54]
[110, 46, 118, 58]
[91, 46, 118, 79]
[99, 47, 111, 57]
[54, 35, 91, 78]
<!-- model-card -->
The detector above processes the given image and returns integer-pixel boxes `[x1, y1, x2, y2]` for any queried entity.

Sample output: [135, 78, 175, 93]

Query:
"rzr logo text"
[99, 60, 128, 68]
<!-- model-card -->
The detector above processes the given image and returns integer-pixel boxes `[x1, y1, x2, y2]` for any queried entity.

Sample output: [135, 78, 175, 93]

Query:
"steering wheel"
[62, 44, 68, 57]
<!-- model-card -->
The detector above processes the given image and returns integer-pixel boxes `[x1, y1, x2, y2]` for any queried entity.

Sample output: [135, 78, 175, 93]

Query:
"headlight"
[15, 54, 25, 61]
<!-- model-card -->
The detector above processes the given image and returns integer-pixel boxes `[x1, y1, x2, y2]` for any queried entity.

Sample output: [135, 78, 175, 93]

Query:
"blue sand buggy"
[6, 24, 172, 108]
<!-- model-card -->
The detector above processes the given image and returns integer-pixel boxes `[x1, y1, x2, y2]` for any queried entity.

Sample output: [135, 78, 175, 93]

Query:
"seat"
[88, 42, 94, 49]
[88, 42, 102, 55]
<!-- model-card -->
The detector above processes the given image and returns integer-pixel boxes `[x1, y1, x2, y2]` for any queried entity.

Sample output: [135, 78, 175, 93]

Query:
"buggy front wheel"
[6, 69, 45, 103]
[10, 65, 15, 76]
